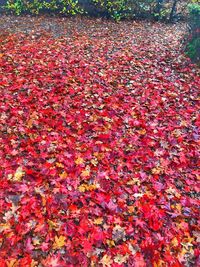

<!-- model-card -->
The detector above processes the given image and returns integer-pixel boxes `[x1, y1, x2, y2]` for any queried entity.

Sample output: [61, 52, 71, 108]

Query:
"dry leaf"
[6, 259, 18, 267]
[52, 235, 66, 249]
[93, 217, 103, 225]
[75, 157, 84, 165]
[13, 166, 25, 182]
[100, 255, 113, 267]
[114, 254, 129, 264]
[59, 171, 68, 179]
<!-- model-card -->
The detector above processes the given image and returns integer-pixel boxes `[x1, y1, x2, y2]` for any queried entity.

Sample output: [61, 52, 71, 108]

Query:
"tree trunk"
[169, 0, 178, 22]
[156, 0, 164, 13]
[155, 0, 164, 20]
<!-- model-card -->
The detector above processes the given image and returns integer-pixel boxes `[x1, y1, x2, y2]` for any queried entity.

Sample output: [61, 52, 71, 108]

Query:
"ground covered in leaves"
[0, 15, 199, 267]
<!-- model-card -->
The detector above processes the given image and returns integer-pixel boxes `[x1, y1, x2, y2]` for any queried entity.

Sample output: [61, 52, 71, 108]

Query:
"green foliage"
[188, 3, 200, 29]
[5, 0, 25, 15]
[26, 0, 44, 14]
[4, 0, 159, 19]
[91, 0, 162, 20]
[91, 0, 182, 21]
[186, 37, 200, 61]
[92, 0, 130, 20]
[3, 0, 197, 21]
[44, 0, 83, 15]
[186, 3, 200, 64]
[5, 0, 83, 15]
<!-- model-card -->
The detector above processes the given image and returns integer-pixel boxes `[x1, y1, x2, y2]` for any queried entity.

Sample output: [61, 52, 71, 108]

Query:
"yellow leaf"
[7, 174, 13, 180]
[104, 116, 112, 122]
[33, 238, 41, 246]
[59, 171, 68, 179]
[138, 128, 146, 135]
[179, 247, 187, 258]
[93, 152, 104, 160]
[185, 236, 194, 244]
[175, 204, 182, 212]
[75, 157, 84, 165]
[27, 111, 38, 128]
[127, 178, 140, 186]
[93, 217, 103, 225]
[27, 118, 34, 128]
[104, 147, 111, 152]
[42, 196, 46, 206]
[78, 183, 99, 192]
[91, 158, 98, 166]
[0, 223, 10, 232]
[166, 187, 176, 195]
[151, 166, 163, 175]
[172, 129, 181, 137]
[131, 111, 137, 118]
[6, 259, 18, 267]
[89, 115, 98, 122]
[87, 184, 99, 191]
[153, 260, 165, 267]
[53, 235, 66, 250]
[127, 206, 135, 213]
[180, 120, 188, 127]
[181, 238, 194, 251]
[47, 220, 58, 229]
[114, 254, 129, 264]
[13, 166, 25, 181]
[78, 184, 87, 192]
[171, 237, 179, 247]
[100, 255, 113, 267]
[56, 162, 64, 168]
[81, 166, 90, 177]
[106, 239, 115, 247]
[31, 260, 38, 267]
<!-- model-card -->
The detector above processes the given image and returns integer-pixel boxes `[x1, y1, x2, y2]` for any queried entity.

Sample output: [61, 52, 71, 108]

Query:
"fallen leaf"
[100, 255, 113, 267]
[52, 235, 66, 250]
